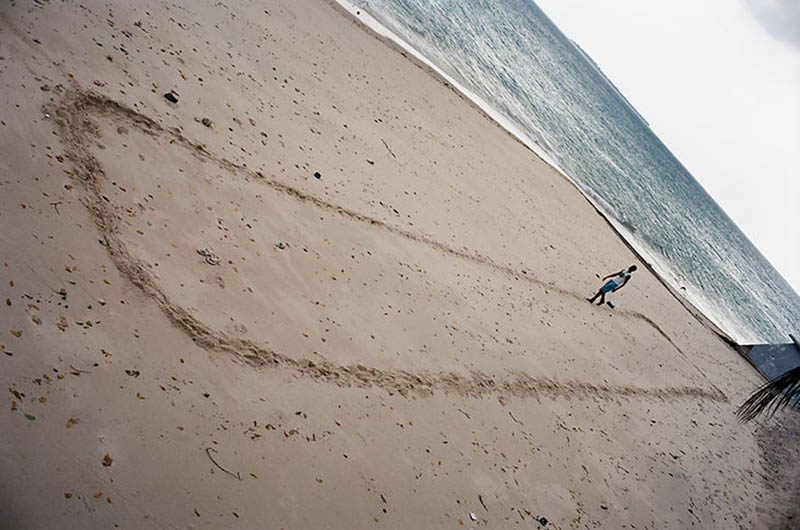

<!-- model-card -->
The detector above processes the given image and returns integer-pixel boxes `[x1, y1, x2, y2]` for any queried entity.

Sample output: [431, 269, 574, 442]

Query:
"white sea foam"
[334, 0, 566, 176]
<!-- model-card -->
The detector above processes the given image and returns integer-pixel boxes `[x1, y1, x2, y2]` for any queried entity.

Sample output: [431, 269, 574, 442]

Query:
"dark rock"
[164, 91, 179, 103]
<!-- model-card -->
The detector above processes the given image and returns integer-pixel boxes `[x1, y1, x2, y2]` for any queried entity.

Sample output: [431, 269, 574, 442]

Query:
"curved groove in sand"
[48, 89, 727, 403]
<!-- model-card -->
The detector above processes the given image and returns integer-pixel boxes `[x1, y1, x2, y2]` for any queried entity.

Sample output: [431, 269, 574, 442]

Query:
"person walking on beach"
[587, 265, 637, 306]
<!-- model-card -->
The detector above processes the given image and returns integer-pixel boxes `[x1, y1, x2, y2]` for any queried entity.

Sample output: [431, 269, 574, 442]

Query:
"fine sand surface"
[1, 0, 798, 528]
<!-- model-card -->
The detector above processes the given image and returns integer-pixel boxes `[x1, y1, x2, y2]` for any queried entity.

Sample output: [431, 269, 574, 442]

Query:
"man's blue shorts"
[600, 280, 618, 293]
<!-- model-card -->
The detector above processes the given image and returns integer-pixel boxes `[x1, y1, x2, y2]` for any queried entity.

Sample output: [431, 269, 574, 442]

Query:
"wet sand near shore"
[1, 0, 798, 528]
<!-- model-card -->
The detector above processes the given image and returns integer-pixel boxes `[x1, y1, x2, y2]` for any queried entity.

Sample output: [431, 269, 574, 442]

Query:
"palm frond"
[736, 364, 800, 422]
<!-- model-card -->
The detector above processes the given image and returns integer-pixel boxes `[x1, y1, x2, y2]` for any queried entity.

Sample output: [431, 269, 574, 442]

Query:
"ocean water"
[339, 0, 800, 345]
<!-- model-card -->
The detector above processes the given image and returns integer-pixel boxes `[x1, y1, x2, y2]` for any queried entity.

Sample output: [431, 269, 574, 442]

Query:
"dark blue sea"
[339, 0, 800, 344]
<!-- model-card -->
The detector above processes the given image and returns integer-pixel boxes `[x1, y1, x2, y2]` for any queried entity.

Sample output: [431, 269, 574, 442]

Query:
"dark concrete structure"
[745, 334, 800, 380]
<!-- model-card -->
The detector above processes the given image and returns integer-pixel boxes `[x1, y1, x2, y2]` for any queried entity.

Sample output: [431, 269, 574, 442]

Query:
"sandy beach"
[1, 0, 798, 528]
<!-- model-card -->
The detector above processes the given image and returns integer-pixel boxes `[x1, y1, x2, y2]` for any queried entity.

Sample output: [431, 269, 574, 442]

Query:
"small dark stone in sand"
[313, 171, 322, 179]
[164, 91, 179, 103]
[201, 117, 212, 128]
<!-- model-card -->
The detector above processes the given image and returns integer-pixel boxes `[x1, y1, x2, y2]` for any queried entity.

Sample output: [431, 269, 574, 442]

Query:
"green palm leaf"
[736, 364, 800, 422]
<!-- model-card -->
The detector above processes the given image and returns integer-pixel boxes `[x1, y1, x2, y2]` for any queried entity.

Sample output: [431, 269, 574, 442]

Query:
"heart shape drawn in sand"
[49, 89, 726, 404]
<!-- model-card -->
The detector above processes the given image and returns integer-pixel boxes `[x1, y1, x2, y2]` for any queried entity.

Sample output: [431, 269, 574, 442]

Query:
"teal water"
[343, 0, 800, 344]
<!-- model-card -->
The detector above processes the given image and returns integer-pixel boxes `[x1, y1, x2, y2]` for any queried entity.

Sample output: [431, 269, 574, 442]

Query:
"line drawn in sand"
[47, 89, 727, 404]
